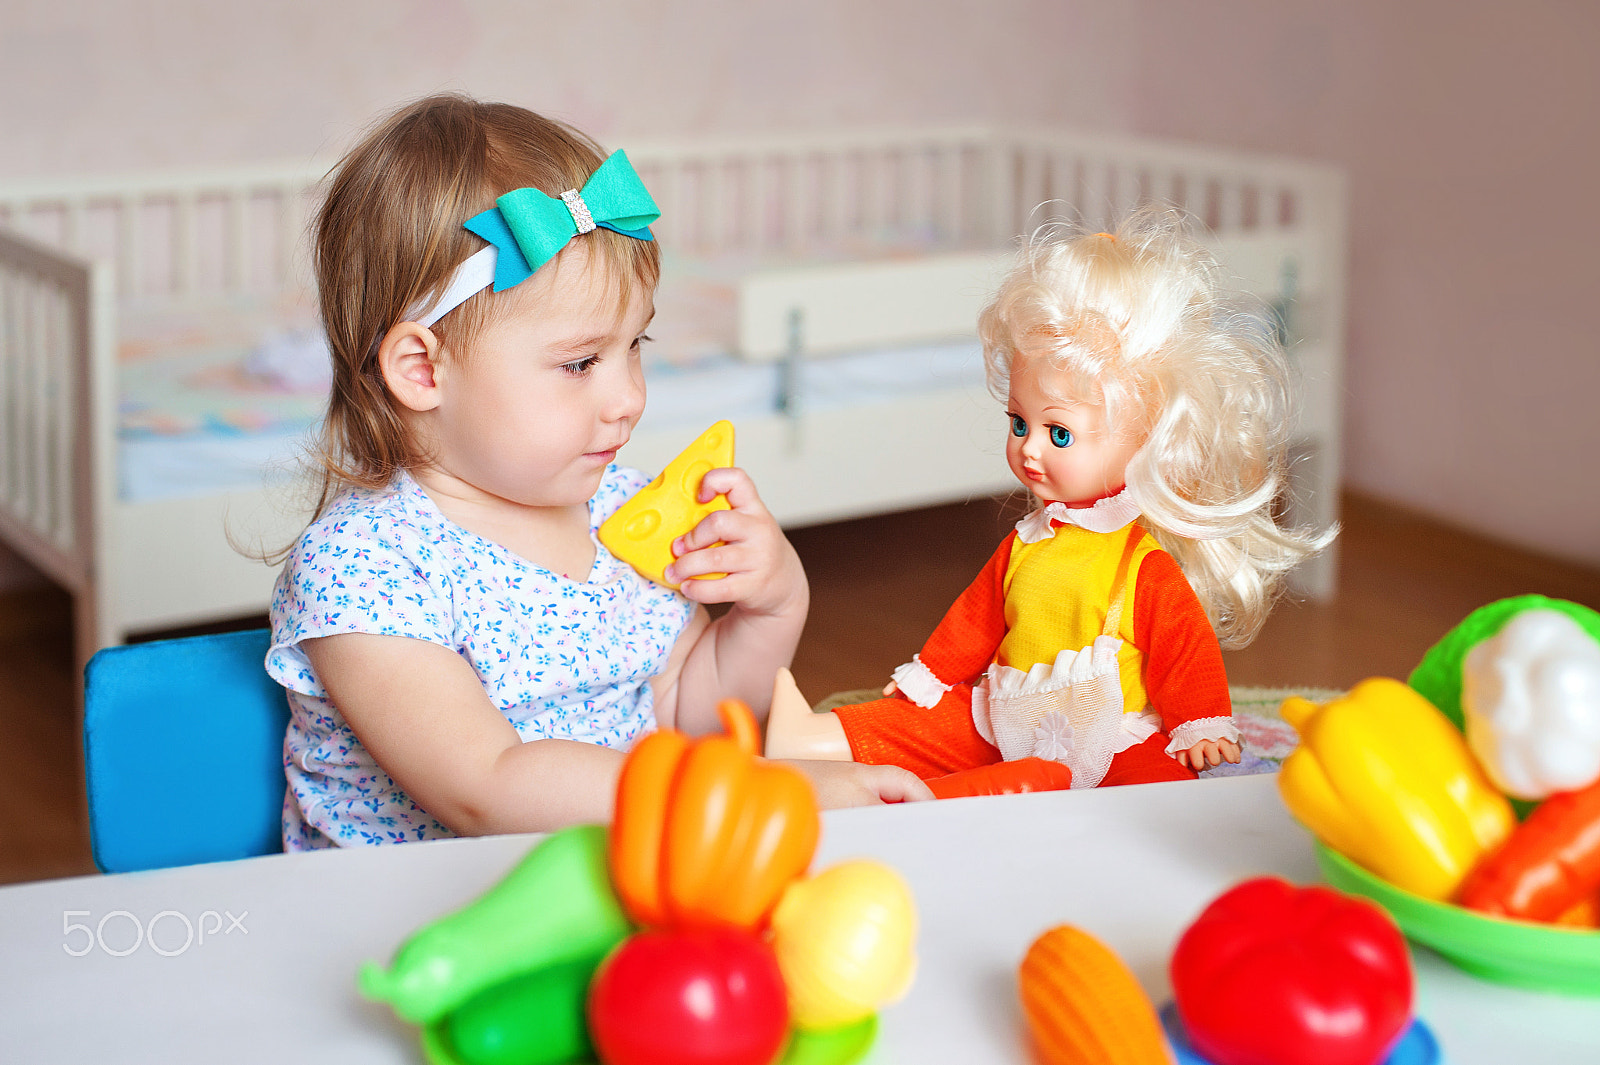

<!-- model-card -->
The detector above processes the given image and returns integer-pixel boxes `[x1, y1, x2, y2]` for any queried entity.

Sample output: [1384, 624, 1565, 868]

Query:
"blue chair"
[83, 628, 288, 873]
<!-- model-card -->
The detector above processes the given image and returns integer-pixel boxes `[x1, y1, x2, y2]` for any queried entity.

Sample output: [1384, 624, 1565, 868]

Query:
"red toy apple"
[587, 925, 789, 1065]
[1170, 877, 1413, 1065]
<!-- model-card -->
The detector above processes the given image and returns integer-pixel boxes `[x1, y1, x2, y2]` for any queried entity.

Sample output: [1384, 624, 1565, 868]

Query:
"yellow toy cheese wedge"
[599, 420, 734, 588]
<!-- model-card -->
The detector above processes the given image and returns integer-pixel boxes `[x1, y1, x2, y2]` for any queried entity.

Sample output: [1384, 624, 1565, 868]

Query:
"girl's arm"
[649, 466, 809, 735]
[650, 468, 934, 806]
[303, 632, 628, 834]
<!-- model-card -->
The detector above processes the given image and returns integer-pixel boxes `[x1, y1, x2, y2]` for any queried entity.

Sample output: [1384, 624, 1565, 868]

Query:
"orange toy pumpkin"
[1018, 925, 1174, 1065]
[610, 699, 820, 930]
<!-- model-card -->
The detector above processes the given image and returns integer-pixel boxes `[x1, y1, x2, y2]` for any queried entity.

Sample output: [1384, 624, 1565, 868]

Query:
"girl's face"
[427, 242, 652, 509]
[1005, 355, 1143, 508]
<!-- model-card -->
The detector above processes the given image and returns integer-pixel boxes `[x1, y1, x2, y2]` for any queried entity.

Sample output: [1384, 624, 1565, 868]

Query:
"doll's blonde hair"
[307, 93, 660, 522]
[979, 204, 1333, 648]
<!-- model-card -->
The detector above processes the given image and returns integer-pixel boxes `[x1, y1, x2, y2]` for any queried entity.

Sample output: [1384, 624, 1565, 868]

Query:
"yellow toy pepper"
[1278, 677, 1515, 901]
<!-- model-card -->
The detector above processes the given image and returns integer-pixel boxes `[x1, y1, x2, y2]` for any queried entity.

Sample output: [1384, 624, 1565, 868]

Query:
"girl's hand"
[780, 759, 936, 808]
[1176, 737, 1242, 771]
[665, 466, 805, 618]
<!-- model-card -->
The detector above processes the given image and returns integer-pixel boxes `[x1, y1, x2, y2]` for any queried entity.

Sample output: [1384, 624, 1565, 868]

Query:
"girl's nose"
[606, 359, 646, 423]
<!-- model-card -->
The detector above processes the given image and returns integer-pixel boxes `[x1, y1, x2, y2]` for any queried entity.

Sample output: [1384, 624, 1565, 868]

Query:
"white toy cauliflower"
[1462, 608, 1600, 801]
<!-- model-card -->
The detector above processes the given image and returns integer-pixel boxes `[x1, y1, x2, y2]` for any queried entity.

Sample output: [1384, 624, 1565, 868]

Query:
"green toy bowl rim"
[1313, 842, 1600, 996]
[418, 1014, 878, 1065]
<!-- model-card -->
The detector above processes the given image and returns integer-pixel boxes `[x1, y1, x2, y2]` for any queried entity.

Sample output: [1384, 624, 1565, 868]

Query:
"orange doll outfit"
[835, 492, 1240, 788]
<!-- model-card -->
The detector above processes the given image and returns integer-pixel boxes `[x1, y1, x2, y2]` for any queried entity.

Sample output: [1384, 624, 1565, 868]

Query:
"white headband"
[409, 245, 499, 328]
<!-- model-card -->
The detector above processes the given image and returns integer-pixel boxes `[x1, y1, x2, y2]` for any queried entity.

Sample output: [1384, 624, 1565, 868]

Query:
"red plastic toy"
[1170, 877, 1413, 1065]
[587, 925, 790, 1065]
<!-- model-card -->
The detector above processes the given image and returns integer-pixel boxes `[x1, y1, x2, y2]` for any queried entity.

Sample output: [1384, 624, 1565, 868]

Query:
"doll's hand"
[1176, 737, 1242, 771]
[780, 759, 935, 808]
[665, 466, 806, 618]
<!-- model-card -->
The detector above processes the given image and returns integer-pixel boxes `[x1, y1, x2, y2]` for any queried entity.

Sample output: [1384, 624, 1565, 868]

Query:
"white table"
[3, 774, 1599, 1063]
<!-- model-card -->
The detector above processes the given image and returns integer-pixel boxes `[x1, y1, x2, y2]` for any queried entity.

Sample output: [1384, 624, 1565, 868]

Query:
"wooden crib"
[0, 126, 1346, 670]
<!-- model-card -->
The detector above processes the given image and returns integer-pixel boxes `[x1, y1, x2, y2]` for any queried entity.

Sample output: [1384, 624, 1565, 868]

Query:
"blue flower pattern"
[267, 466, 692, 850]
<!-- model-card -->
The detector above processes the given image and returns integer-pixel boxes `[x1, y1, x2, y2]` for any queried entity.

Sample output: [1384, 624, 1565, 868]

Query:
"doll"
[765, 205, 1332, 791]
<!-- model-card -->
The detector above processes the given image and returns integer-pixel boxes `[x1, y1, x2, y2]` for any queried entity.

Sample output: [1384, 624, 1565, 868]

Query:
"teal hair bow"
[464, 150, 659, 292]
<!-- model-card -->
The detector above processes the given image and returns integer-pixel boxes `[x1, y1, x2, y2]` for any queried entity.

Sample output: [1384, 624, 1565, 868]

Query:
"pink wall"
[1121, 1, 1600, 568]
[2, 0, 1598, 592]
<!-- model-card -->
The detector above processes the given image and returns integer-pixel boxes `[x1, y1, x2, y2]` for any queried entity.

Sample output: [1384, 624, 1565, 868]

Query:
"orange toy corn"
[609, 699, 820, 930]
[1018, 925, 1174, 1065]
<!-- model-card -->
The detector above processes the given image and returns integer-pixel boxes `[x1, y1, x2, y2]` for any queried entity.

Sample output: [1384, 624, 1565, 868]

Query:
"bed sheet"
[114, 246, 988, 503]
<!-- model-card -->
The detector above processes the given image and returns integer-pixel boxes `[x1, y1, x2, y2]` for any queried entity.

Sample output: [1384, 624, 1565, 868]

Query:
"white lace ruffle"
[891, 655, 952, 709]
[1163, 715, 1244, 757]
[1014, 488, 1141, 543]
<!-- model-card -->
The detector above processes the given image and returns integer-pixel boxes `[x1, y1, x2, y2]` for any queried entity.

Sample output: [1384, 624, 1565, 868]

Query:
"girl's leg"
[1098, 731, 1199, 787]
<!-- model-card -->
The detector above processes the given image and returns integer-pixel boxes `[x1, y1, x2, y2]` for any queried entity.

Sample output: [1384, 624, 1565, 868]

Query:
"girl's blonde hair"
[979, 204, 1333, 648]
[308, 93, 661, 523]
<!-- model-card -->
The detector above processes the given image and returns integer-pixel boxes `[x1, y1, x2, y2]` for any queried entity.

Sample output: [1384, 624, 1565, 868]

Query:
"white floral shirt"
[267, 466, 693, 849]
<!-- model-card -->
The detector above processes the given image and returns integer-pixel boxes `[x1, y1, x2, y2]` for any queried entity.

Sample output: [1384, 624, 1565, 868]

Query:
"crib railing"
[0, 164, 323, 303]
[0, 227, 111, 619]
[0, 126, 1341, 304]
[0, 124, 1345, 657]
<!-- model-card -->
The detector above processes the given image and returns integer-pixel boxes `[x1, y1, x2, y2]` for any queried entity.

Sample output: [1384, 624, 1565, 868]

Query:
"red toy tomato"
[1170, 877, 1413, 1065]
[587, 925, 789, 1065]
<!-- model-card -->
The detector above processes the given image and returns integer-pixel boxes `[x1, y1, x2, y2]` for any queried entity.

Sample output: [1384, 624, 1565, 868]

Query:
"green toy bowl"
[420, 1014, 878, 1065]
[1314, 842, 1600, 996]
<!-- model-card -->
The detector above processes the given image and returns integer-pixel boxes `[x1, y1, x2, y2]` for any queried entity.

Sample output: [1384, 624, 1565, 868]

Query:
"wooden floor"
[3, 490, 1599, 886]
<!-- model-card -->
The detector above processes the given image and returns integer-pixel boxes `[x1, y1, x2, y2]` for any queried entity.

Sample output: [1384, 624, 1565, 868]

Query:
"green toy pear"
[359, 823, 632, 1025]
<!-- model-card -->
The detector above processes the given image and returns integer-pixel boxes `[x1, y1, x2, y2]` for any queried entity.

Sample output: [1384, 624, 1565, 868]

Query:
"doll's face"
[1005, 356, 1143, 508]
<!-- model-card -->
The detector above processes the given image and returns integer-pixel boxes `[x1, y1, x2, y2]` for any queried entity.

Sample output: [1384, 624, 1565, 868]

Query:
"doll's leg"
[834, 683, 1001, 779]
[763, 668, 852, 761]
[1097, 732, 1199, 787]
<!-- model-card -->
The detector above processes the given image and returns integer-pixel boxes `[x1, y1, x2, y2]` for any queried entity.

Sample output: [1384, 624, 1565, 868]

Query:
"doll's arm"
[1132, 551, 1241, 758]
[892, 533, 1016, 707]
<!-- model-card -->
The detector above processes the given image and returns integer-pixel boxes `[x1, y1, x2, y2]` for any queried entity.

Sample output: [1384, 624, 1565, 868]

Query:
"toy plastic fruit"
[599, 419, 734, 587]
[1457, 774, 1600, 923]
[769, 860, 918, 1029]
[587, 925, 789, 1065]
[1278, 677, 1514, 900]
[431, 953, 598, 1065]
[610, 698, 819, 930]
[359, 824, 632, 1024]
[778, 1016, 879, 1065]
[1170, 877, 1413, 1065]
[1460, 607, 1600, 801]
[1017, 924, 1172, 1065]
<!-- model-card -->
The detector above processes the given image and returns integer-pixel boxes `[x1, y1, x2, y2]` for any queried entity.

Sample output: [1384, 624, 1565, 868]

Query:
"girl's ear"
[378, 322, 444, 413]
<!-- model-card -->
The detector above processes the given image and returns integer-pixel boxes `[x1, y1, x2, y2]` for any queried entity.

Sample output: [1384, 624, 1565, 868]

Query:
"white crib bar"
[0, 228, 96, 601]
[0, 164, 319, 304]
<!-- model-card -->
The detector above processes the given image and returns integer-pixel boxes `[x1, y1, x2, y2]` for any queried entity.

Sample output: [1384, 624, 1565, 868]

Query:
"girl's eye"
[632, 333, 653, 350]
[1049, 425, 1074, 448]
[562, 355, 601, 376]
[1009, 414, 1027, 438]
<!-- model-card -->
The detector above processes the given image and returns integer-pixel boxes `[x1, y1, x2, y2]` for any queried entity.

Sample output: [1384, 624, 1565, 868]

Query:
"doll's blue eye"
[1050, 425, 1074, 448]
[1010, 415, 1027, 438]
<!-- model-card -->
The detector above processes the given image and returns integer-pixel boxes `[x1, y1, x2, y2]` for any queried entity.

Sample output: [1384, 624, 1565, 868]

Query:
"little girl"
[766, 207, 1330, 791]
[267, 94, 927, 848]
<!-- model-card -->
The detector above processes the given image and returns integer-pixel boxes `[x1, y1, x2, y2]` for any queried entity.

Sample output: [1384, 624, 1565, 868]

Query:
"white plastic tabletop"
[3, 773, 1599, 1063]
